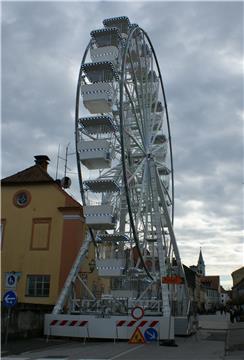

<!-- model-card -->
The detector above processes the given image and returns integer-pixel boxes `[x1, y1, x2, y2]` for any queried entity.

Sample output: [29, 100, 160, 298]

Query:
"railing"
[70, 298, 164, 315]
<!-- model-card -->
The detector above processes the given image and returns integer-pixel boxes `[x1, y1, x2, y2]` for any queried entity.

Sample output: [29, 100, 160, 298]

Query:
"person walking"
[230, 307, 235, 323]
[235, 306, 241, 322]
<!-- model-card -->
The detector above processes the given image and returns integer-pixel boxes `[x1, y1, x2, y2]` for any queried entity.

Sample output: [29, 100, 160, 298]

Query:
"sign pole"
[3, 289, 18, 345]
[5, 307, 11, 345]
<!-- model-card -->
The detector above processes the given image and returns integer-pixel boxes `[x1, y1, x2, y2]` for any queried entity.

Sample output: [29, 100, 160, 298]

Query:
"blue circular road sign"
[3, 290, 17, 308]
[144, 327, 158, 342]
[7, 275, 16, 286]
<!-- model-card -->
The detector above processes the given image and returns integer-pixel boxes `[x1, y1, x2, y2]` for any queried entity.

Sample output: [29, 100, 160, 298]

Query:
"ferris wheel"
[50, 17, 191, 338]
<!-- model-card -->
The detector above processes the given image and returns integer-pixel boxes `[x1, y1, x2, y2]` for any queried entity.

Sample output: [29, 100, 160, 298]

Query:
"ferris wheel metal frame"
[118, 26, 175, 280]
[75, 16, 187, 312]
[47, 16, 193, 340]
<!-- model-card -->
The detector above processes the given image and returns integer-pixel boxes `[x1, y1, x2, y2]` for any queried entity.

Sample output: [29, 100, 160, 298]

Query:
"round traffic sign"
[131, 306, 144, 320]
[144, 327, 158, 342]
[3, 290, 17, 308]
[7, 274, 16, 286]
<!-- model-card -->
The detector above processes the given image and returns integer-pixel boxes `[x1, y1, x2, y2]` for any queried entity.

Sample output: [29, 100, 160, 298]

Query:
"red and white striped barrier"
[116, 320, 159, 328]
[50, 320, 88, 327]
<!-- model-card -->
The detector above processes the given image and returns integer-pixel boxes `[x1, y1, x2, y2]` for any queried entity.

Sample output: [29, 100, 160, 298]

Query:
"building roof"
[231, 266, 244, 277]
[1, 157, 83, 211]
[1, 165, 55, 185]
[200, 275, 220, 291]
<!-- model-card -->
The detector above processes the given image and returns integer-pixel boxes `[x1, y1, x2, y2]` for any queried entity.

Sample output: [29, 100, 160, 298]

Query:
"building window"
[13, 190, 31, 208]
[30, 218, 51, 250]
[26, 275, 50, 297]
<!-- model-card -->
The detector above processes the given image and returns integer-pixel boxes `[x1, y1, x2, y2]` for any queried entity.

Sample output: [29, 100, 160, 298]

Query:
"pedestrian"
[235, 306, 241, 322]
[230, 307, 235, 323]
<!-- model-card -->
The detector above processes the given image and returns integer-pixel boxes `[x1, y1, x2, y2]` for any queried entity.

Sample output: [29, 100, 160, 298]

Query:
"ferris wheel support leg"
[155, 169, 186, 270]
[52, 232, 93, 315]
[149, 159, 171, 317]
[156, 172, 181, 264]
[155, 166, 191, 313]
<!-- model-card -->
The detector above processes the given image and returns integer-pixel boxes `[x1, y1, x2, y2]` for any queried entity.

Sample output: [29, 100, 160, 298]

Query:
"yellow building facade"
[1, 155, 89, 306]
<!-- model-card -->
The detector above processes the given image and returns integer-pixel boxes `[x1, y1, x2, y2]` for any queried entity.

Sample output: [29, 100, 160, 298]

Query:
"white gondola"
[81, 83, 115, 114]
[84, 179, 119, 193]
[78, 139, 114, 169]
[80, 61, 119, 114]
[79, 115, 117, 134]
[83, 204, 116, 230]
[90, 46, 119, 65]
[96, 234, 127, 276]
[90, 27, 122, 66]
[103, 16, 131, 37]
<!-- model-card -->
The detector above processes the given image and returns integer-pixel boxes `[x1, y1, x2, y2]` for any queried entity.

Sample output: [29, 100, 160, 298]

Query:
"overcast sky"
[2, 1, 243, 289]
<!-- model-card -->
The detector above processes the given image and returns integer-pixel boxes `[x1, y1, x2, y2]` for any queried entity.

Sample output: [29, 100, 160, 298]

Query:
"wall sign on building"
[5, 272, 18, 289]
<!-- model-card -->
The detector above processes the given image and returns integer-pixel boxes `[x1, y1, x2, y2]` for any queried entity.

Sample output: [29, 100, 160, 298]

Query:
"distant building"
[189, 249, 206, 312]
[200, 276, 220, 292]
[220, 286, 230, 306]
[200, 276, 220, 311]
[231, 266, 244, 305]
[1, 155, 97, 337]
[190, 248, 205, 276]
[232, 279, 244, 305]
[231, 266, 244, 287]
[189, 265, 198, 273]
[197, 249, 205, 276]
[183, 265, 201, 312]
[190, 249, 222, 312]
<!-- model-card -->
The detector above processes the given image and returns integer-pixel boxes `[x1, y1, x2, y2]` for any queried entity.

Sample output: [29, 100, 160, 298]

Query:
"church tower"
[197, 248, 205, 276]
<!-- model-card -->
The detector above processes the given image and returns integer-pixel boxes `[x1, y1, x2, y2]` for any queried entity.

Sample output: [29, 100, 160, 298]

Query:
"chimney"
[34, 155, 50, 172]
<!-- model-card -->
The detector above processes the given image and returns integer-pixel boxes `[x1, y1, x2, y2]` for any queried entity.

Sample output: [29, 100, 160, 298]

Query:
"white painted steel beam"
[52, 233, 92, 314]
